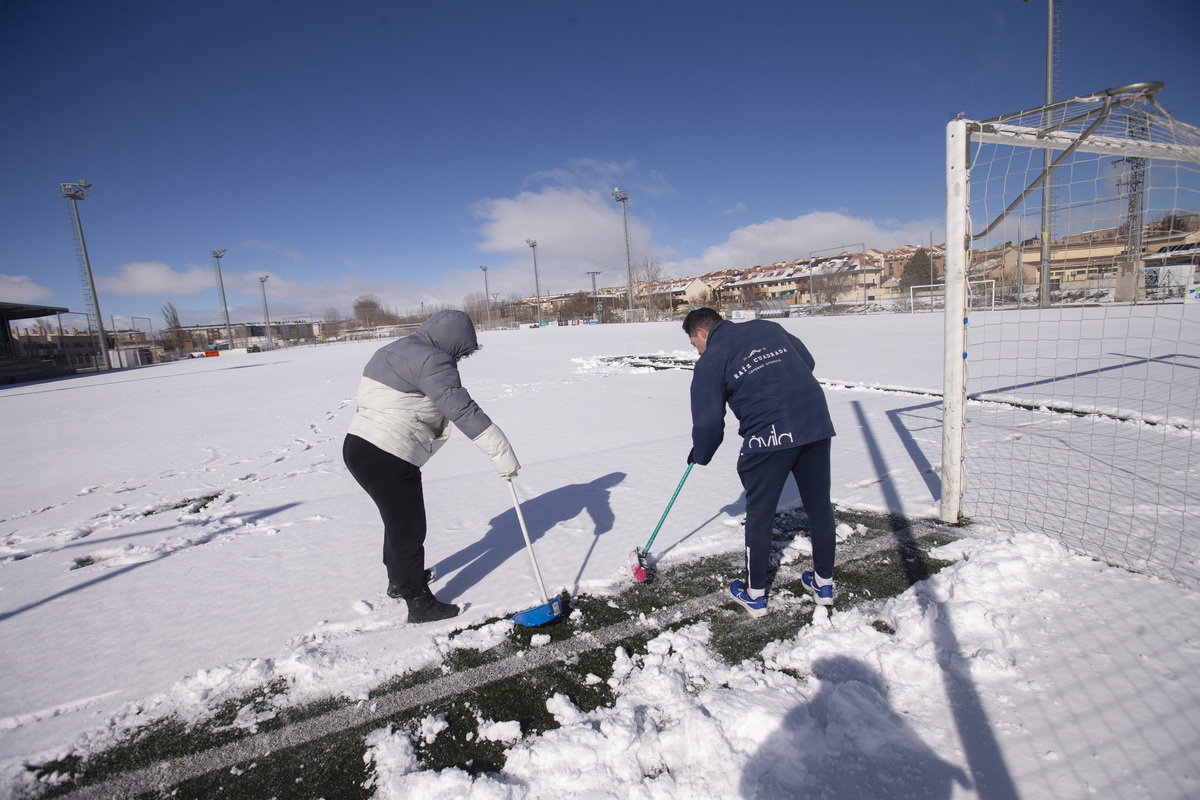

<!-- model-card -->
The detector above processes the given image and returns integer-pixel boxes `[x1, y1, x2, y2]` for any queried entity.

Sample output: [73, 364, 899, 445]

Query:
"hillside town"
[4, 216, 1199, 385]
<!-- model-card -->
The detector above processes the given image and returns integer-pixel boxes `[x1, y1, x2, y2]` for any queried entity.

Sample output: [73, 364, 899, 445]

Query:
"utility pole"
[212, 249, 234, 349]
[586, 270, 603, 321]
[612, 188, 634, 321]
[525, 240, 542, 325]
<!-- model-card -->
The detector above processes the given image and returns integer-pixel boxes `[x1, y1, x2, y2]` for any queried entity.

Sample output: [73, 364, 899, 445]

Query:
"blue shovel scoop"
[507, 479, 564, 627]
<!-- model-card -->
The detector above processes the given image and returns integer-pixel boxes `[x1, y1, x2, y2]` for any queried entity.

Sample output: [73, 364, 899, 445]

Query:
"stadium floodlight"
[259, 276, 273, 350]
[479, 266, 492, 329]
[586, 270, 603, 321]
[212, 249, 235, 349]
[525, 240, 542, 325]
[61, 179, 111, 369]
[612, 188, 634, 320]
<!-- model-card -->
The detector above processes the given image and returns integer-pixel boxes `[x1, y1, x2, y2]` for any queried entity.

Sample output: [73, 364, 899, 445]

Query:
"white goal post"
[941, 82, 1200, 588]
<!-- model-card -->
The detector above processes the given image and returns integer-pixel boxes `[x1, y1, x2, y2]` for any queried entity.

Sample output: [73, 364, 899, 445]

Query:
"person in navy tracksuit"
[683, 307, 837, 615]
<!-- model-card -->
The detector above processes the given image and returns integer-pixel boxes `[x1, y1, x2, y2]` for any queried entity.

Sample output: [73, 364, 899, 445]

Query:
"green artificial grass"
[24, 505, 963, 800]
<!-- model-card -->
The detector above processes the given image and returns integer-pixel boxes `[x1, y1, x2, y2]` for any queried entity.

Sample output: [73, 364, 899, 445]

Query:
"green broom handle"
[643, 462, 694, 552]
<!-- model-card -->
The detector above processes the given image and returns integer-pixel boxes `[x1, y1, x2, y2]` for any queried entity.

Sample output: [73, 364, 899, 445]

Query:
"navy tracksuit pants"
[737, 438, 835, 591]
[342, 433, 427, 597]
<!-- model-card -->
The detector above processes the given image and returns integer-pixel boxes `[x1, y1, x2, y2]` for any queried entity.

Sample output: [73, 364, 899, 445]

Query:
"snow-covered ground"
[2, 314, 1198, 798]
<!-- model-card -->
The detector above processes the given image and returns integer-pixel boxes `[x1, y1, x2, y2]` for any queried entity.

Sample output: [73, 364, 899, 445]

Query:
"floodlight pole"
[259, 276, 273, 350]
[1023, 0, 1059, 308]
[525, 240, 542, 325]
[479, 265, 492, 329]
[61, 180, 111, 370]
[1038, 0, 1054, 307]
[586, 270, 603, 321]
[612, 188, 634, 321]
[212, 249, 235, 349]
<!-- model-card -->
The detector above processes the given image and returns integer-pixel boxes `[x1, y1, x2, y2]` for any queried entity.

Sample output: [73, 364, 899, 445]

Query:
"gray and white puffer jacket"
[347, 310, 519, 477]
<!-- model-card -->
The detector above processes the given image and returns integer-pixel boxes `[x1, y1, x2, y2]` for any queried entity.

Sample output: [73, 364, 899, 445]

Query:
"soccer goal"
[940, 82, 1200, 589]
[909, 280, 995, 313]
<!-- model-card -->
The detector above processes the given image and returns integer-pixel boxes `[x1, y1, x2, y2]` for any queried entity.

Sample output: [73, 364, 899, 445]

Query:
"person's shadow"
[741, 656, 970, 799]
[434, 472, 626, 600]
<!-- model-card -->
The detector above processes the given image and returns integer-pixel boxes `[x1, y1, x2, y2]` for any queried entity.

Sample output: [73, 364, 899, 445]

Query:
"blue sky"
[3, 0, 1198, 330]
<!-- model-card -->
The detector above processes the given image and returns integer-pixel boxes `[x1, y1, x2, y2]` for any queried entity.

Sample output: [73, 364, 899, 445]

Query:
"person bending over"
[343, 310, 518, 623]
[683, 306, 837, 616]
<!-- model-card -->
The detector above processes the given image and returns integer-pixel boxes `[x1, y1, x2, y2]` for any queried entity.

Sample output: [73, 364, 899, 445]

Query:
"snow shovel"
[507, 479, 564, 627]
[629, 462, 693, 582]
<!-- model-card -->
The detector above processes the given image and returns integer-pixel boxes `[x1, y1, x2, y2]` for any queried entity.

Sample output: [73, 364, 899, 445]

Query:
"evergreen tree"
[897, 248, 935, 295]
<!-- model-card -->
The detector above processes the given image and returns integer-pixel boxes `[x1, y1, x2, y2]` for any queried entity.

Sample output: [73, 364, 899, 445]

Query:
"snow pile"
[364, 531, 1200, 799]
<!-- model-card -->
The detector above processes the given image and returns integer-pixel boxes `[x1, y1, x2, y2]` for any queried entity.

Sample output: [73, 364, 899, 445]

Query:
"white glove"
[472, 423, 520, 478]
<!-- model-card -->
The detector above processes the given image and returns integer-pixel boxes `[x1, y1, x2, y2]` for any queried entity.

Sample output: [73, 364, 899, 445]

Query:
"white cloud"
[470, 185, 667, 295]
[241, 240, 307, 263]
[97, 262, 214, 296]
[524, 157, 674, 200]
[0, 274, 53, 303]
[188, 273, 459, 327]
[155, 170, 944, 323]
[666, 211, 944, 275]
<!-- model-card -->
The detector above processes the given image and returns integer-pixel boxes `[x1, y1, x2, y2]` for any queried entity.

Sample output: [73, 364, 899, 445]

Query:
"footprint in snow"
[353, 600, 374, 614]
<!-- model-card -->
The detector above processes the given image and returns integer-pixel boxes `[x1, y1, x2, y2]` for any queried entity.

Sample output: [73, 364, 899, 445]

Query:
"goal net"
[910, 280, 995, 313]
[941, 83, 1200, 588]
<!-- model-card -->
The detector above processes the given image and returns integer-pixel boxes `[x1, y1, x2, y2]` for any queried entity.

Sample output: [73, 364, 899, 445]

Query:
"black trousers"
[343, 433, 427, 598]
[737, 438, 836, 591]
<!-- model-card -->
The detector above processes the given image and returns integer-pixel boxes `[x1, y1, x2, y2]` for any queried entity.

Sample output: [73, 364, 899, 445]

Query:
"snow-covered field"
[2, 314, 1198, 798]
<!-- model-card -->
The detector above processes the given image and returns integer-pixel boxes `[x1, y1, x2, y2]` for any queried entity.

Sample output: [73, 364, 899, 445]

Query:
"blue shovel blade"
[512, 595, 563, 627]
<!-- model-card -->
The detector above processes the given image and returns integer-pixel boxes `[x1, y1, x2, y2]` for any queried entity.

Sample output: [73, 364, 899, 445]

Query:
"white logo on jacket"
[746, 425, 794, 449]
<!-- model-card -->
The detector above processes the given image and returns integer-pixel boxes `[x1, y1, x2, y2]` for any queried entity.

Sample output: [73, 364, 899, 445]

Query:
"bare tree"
[640, 256, 668, 313]
[461, 292, 489, 326]
[161, 301, 188, 351]
[557, 292, 595, 321]
[507, 292, 533, 324]
[323, 306, 344, 339]
[814, 270, 856, 306]
[1149, 212, 1199, 235]
[353, 295, 384, 329]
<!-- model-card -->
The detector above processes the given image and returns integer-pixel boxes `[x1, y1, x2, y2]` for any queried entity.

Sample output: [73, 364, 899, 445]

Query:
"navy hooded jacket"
[689, 319, 835, 465]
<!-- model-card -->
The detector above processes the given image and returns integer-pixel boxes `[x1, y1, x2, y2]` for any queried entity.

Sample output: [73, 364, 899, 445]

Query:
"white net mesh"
[953, 84, 1200, 588]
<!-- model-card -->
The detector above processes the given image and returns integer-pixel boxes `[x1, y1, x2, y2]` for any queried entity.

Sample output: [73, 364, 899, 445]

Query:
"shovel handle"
[507, 479, 551, 604]
[642, 461, 693, 554]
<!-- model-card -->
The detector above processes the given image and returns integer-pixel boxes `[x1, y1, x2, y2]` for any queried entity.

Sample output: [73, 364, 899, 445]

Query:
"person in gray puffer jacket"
[343, 310, 519, 623]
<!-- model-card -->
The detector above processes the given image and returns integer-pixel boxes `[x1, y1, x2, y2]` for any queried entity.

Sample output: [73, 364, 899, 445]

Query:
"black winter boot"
[404, 585, 460, 624]
[387, 569, 437, 600]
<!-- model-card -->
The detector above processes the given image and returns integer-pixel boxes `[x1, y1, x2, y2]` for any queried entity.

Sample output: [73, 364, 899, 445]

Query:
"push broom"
[628, 462, 693, 583]
[507, 479, 564, 627]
